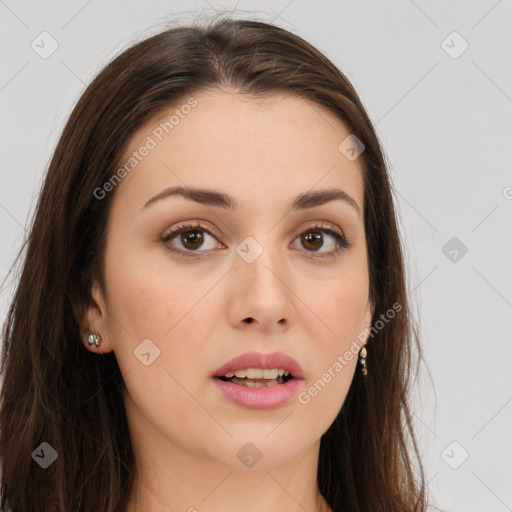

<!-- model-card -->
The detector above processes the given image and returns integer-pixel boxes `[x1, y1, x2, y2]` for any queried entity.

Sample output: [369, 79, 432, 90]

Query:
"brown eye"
[160, 222, 223, 256]
[179, 230, 204, 250]
[301, 230, 324, 251]
[291, 224, 350, 258]
[161, 221, 350, 259]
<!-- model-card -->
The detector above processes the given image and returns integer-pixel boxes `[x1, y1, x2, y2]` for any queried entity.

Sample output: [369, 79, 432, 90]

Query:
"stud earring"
[87, 332, 101, 347]
[359, 346, 367, 376]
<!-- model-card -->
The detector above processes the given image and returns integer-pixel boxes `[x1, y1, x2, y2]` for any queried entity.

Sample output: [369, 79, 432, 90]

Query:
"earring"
[359, 346, 367, 376]
[88, 332, 101, 347]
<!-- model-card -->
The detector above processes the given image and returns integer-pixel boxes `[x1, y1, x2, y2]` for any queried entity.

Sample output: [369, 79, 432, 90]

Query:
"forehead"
[113, 89, 365, 214]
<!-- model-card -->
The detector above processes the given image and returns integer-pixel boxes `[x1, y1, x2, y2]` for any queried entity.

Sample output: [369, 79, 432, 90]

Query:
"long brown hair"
[1, 16, 429, 512]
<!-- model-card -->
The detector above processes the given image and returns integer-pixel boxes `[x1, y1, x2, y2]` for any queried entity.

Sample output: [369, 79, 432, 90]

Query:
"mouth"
[211, 351, 304, 409]
[216, 368, 296, 388]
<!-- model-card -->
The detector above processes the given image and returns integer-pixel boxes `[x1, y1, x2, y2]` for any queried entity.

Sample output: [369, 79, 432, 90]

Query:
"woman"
[0, 16, 430, 512]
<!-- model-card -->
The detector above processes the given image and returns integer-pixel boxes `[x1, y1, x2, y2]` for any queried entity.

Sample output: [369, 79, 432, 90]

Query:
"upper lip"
[212, 351, 304, 379]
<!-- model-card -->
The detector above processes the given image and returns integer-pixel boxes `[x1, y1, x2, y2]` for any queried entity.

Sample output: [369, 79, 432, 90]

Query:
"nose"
[227, 241, 297, 333]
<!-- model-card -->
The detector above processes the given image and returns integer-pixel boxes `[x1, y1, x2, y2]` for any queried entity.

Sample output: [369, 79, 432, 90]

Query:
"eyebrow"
[143, 186, 361, 216]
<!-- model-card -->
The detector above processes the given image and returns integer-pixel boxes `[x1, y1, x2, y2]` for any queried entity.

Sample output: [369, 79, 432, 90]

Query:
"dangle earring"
[88, 332, 102, 347]
[359, 346, 367, 376]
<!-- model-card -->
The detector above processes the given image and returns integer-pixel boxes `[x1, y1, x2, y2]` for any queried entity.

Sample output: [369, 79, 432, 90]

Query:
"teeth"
[224, 368, 291, 379]
[230, 377, 281, 387]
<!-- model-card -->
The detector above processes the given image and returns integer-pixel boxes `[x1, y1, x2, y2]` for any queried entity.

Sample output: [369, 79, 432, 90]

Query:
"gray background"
[1, 1, 511, 510]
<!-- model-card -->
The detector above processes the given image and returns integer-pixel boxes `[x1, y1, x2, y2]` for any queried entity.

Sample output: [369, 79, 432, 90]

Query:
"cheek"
[295, 259, 368, 416]
[304, 263, 369, 343]
[298, 359, 357, 428]
[104, 243, 217, 341]
[103, 252, 223, 444]
[103, 244, 225, 396]
[295, 284, 363, 433]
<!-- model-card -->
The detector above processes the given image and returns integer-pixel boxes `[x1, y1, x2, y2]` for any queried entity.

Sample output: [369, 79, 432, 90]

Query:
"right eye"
[160, 221, 225, 256]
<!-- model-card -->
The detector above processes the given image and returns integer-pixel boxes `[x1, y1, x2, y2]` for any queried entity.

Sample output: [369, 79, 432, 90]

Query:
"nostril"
[244, 318, 254, 324]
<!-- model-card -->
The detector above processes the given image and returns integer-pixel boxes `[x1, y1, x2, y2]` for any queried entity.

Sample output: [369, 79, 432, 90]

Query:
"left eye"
[290, 227, 349, 255]
[160, 222, 350, 257]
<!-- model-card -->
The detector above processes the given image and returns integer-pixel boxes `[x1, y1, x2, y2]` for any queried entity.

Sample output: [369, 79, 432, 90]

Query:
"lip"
[211, 351, 305, 410]
[212, 351, 304, 379]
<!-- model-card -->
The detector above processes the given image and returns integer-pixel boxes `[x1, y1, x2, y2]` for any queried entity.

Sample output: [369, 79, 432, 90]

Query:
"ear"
[360, 297, 375, 347]
[75, 280, 113, 355]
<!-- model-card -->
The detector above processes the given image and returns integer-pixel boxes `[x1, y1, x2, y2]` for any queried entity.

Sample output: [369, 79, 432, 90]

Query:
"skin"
[80, 89, 374, 512]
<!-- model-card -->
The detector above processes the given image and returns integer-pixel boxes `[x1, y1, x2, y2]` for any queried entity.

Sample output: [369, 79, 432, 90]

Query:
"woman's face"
[85, 89, 373, 470]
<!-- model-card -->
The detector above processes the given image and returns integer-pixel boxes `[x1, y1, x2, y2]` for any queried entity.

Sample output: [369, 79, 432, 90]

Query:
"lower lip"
[211, 377, 303, 410]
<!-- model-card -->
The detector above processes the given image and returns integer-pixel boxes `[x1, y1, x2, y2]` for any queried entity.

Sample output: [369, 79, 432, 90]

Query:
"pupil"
[303, 231, 322, 251]
[182, 230, 203, 249]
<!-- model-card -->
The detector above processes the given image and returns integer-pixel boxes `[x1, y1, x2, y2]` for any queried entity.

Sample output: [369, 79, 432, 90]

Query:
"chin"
[207, 431, 314, 471]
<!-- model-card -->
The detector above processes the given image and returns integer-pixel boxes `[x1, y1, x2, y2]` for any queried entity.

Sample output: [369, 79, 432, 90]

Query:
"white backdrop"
[1, 1, 511, 511]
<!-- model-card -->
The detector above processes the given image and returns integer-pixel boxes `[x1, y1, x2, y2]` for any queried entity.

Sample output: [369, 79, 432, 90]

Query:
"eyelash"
[159, 221, 351, 259]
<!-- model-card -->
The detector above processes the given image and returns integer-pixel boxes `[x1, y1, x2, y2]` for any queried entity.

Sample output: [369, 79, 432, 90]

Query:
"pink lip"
[211, 351, 305, 410]
[212, 351, 304, 379]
